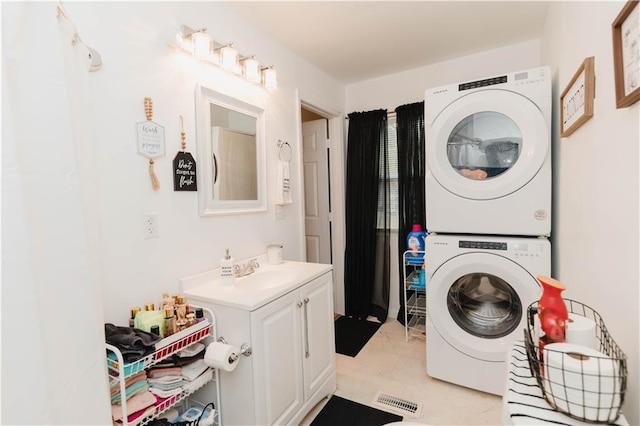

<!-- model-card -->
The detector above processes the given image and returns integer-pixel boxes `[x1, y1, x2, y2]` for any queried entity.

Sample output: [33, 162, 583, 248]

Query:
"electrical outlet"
[144, 214, 159, 239]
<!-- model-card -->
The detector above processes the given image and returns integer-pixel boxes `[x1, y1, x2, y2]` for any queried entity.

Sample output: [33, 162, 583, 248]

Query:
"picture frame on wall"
[612, 0, 640, 108]
[560, 57, 595, 137]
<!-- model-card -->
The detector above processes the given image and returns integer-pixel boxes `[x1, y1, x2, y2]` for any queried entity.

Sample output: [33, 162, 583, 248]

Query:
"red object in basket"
[537, 275, 568, 343]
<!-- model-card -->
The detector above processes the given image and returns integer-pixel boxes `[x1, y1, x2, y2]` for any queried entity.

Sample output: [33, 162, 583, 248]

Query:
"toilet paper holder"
[218, 337, 252, 362]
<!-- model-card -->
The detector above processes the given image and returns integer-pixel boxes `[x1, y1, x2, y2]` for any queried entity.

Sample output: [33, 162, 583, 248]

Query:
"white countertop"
[180, 257, 332, 311]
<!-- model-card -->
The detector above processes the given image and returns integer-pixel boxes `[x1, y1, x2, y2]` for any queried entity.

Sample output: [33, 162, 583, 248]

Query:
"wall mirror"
[195, 85, 266, 215]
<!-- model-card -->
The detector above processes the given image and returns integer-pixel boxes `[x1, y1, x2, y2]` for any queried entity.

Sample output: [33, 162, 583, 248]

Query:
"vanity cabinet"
[252, 272, 335, 424]
[184, 266, 336, 426]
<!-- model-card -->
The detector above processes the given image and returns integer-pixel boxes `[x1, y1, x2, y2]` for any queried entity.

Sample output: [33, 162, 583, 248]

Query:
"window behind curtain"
[378, 115, 398, 229]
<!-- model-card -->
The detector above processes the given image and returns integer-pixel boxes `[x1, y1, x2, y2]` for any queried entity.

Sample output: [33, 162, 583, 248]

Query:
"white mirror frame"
[195, 84, 267, 216]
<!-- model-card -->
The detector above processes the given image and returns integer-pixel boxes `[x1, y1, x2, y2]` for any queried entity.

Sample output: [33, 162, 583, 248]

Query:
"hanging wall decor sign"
[613, 0, 640, 108]
[560, 56, 595, 137]
[137, 97, 166, 190]
[173, 116, 198, 191]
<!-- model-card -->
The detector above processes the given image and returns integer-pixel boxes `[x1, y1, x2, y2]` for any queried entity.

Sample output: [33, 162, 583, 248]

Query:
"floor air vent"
[373, 391, 422, 417]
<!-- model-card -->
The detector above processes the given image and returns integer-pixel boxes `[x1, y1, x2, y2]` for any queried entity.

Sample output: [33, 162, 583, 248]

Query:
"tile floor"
[301, 320, 503, 425]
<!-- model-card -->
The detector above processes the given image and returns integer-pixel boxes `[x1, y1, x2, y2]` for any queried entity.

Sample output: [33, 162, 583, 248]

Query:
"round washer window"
[447, 112, 522, 180]
[447, 272, 522, 339]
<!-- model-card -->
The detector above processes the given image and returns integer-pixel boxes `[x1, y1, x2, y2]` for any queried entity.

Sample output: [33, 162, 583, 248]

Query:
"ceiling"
[228, 1, 551, 84]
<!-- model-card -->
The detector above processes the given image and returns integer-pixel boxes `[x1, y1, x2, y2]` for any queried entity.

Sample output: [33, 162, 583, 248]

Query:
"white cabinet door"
[251, 289, 304, 425]
[301, 272, 335, 400]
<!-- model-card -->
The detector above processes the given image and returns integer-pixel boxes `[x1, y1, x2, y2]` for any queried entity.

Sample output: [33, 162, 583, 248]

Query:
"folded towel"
[147, 375, 183, 385]
[111, 380, 149, 404]
[105, 323, 161, 362]
[114, 404, 156, 426]
[181, 359, 209, 382]
[149, 386, 183, 399]
[175, 342, 205, 358]
[111, 390, 156, 422]
[147, 366, 182, 379]
[276, 160, 292, 205]
[110, 372, 147, 396]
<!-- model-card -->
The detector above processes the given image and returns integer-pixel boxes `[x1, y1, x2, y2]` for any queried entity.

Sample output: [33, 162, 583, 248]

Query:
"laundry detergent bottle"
[406, 224, 426, 265]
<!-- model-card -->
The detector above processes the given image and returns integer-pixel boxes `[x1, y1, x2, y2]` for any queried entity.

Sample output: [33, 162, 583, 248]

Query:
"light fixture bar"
[176, 24, 277, 88]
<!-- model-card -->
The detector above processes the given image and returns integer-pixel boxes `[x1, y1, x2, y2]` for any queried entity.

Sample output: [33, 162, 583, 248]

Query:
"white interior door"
[302, 119, 331, 264]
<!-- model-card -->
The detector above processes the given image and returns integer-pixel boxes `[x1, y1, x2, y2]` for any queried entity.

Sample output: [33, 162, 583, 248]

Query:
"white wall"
[1, 2, 344, 424]
[346, 39, 540, 113]
[541, 2, 639, 424]
[345, 40, 542, 319]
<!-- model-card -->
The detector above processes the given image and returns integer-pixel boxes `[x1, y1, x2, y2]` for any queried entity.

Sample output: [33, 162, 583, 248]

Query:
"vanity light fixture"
[175, 24, 277, 89]
[262, 66, 278, 89]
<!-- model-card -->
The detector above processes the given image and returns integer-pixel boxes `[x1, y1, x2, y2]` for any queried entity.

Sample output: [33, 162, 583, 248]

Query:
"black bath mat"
[334, 316, 382, 357]
[311, 395, 402, 426]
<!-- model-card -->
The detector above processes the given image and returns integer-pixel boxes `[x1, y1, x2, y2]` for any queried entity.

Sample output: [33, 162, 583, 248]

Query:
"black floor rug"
[311, 395, 403, 426]
[334, 316, 382, 357]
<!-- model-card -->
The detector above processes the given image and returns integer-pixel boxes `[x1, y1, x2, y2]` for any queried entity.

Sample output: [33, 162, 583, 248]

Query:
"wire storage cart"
[106, 305, 221, 426]
[524, 299, 627, 424]
[403, 250, 426, 341]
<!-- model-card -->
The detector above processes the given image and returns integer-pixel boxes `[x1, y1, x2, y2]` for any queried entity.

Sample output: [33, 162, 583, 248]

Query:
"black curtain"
[394, 102, 426, 325]
[344, 109, 390, 322]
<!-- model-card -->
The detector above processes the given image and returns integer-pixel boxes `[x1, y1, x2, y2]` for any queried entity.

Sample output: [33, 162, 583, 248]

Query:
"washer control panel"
[458, 239, 547, 258]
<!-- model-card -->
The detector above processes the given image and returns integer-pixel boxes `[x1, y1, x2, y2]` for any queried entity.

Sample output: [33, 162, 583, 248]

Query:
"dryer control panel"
[459, 240, 507, 250]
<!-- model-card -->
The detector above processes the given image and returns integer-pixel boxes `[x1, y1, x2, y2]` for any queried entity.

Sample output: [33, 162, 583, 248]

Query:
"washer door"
[426, 252, 540, 362]
[427, 89, 548, 200]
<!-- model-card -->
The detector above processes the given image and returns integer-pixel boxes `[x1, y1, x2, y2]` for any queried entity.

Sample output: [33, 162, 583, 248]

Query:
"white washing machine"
[425, 66, 551, 236]
[425, 233, 550, 396]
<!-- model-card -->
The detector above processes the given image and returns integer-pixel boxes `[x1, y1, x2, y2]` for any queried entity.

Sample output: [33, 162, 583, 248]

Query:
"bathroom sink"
[234, 267, 300, 290]
[181, 258, 333, 311]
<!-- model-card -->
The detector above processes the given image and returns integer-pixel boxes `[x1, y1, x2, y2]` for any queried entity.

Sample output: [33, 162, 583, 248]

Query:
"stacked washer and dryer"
[423, 67, 552, 396]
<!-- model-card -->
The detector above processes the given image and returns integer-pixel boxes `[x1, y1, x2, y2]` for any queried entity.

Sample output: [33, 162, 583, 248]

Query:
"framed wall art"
[612, 0, 640, 108]
[560, 57, 595, 137]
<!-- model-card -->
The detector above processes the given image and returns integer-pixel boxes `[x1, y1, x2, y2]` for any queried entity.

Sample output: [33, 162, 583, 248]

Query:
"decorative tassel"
[149, 159, 160, 190]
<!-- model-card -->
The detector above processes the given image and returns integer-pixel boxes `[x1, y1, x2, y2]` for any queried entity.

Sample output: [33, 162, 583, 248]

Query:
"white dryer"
[425, 67, 551, 236]
[425, 233, 550, 396]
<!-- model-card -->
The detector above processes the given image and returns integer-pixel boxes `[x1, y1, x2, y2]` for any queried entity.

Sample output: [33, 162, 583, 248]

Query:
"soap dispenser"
[220, 249, 235, 285]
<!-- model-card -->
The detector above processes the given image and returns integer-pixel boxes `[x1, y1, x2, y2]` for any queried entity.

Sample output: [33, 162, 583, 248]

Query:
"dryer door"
[426, 252, 540, 362]
[427, 89, 548, 200]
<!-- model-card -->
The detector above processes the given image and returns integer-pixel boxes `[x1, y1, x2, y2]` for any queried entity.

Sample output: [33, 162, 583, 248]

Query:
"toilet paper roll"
[204, 341, 240, 372]
[543, 343, 620, 422]
[566, 313, 597, 350]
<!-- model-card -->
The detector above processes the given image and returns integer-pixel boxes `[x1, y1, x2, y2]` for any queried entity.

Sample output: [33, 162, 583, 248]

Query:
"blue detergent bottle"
[406, 224, 426, 265]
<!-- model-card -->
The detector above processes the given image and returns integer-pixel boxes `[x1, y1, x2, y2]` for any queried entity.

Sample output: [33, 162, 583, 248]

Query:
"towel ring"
[278, 140, 292, 162]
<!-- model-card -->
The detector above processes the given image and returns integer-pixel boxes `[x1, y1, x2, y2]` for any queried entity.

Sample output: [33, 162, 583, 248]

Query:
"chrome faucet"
[233, 258, 260, 277]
